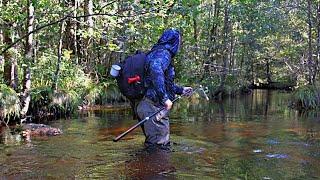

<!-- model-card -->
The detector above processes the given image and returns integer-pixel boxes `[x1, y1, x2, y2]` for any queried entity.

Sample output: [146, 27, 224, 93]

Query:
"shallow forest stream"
[1, 90, 320, 179]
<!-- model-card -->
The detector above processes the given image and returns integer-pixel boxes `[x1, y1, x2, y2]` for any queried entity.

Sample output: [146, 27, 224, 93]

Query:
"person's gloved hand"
[183, 87, 193, 96]
[164, 99, 173, 110]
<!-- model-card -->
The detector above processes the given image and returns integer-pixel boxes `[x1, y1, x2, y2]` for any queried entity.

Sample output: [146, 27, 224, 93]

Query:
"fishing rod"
[113, 85, 209, 142]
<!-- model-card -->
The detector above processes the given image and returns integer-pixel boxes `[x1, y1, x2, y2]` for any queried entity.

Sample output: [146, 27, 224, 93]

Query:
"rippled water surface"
[1, 90, 320, 179]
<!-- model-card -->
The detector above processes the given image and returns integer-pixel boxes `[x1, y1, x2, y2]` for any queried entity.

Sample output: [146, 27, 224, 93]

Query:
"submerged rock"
[266, 153, 289, 159]
[266, 139, 280, 145]
[22, 123, 62, 138]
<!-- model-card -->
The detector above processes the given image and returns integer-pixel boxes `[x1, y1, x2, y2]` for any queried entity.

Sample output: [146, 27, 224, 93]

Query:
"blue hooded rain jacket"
[144, 29, 184, 106]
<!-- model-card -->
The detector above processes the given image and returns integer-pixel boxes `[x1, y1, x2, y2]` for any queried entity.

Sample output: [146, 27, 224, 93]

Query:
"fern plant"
[292, 85, 320, 110]
[0, 84, 20, 121]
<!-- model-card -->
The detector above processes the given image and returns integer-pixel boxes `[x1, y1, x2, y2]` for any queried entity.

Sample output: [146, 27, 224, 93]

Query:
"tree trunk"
[229, 30, 235, 75]
[52, 21, 65, 91]
[209, 0, 220, 62]
[250, 53, 254, 84]
[0, 29, 3, 46]
[316, 2, 320, 82]
[3, 27, 19, 90]
[64, 0, 78, 63]
[20, 0, 34, 120]
[193, 16, 198, 43]
[0, 0, 3, 69]
[240, 43, 245, 76]
[2, 0, 18, 89]
[221, 0, 230, 85]
[85, 0, 94, 35]
[0, 0, 2, 45]
[83, 0, 94, 68]
[214, 0, 229, 99]
[266, 58, 272, 83]
[307, 0, 313, 85]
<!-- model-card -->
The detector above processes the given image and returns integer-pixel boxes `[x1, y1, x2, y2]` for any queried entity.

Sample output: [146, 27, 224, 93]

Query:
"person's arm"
[165, 65, 184, 95]
[149, 55, 171, 105]
[174, 84, 192, 96]
[173, 84, 184, 95]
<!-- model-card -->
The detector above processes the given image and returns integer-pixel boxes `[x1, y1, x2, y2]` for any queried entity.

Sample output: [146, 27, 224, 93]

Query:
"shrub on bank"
[29, 87, 81, 118]
[291, 85, 320, 110]
[28, 51, 123, 119]
[204, 75, 252, 99]
[0, 84, 20, 120]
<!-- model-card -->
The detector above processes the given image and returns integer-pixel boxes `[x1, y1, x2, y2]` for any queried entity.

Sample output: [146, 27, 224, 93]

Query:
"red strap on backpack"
[127, 75, 141, 84]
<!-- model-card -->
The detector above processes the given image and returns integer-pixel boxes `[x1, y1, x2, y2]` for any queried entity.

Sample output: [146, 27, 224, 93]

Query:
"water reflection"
[0, 90, 320, 179]
[125, 147, 176, 179]
[0, 127, 23, 146]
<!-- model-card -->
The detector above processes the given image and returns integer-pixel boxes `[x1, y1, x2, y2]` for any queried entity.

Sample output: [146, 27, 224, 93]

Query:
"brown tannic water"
[1, 90, 320, 179]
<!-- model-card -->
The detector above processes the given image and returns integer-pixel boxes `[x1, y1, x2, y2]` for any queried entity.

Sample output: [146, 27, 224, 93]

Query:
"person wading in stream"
[136, 29, 192, 148]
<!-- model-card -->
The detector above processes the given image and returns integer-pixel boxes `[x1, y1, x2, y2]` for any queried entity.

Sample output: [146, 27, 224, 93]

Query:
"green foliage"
[29, 49, 124, 115]
[205, 74, 252, 97]
[224, 75, 251, 95]
[30, 86, 81, 116]
[291, 85, 320, 110]
[29, 50, 94, 115]
[29, 86, 53, 116]
[0, 1, 26, 23]
[50, 89, 80, 113]
[32, 50, 91, 92]
[0, 84, 20, 120]
[204, 75, 220, 93]
[30, 86, 53, 107]
[2, 0, 320, 119]
[83, 84, 103, 106]
[97, 81, 124, 104]
[82, 80, 124, 106]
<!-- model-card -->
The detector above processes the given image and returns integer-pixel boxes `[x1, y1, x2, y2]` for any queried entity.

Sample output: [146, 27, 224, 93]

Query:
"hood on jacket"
[152, 29, 181, 57]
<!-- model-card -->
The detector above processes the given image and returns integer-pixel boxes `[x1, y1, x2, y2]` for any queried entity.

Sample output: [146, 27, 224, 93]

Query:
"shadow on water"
[125, 146, 176, 179]
[0, 90, 320, 179]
